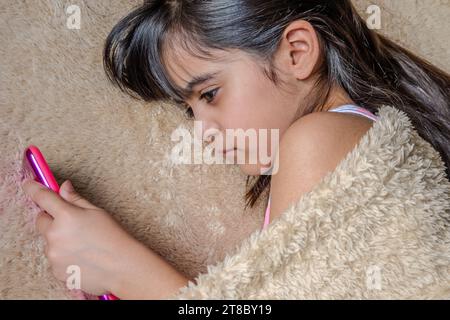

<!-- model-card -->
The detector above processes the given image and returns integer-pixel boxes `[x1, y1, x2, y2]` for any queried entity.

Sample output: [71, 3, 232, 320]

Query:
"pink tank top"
[261, 105, 379, 230]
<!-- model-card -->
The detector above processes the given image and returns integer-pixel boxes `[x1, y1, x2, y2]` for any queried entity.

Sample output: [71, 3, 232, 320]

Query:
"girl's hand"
[21, 178, 138, 296]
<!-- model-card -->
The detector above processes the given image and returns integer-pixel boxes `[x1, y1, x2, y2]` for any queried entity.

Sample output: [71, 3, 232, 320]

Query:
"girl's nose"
[194, 119, 221, 144]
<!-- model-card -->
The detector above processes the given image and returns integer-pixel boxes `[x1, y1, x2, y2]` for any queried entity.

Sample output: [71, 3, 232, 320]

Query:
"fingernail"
[66, 180, 74, 192]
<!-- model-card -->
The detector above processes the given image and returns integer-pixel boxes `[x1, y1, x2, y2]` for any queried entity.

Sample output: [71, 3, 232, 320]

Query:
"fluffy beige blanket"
[170, 106, 450, 299]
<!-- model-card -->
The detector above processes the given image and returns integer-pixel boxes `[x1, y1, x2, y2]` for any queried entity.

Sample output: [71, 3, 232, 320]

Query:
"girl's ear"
[279, 20, 321, 81]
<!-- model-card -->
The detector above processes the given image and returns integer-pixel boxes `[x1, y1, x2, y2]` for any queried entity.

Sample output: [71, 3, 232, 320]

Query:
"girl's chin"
[238, 163, 272, 176]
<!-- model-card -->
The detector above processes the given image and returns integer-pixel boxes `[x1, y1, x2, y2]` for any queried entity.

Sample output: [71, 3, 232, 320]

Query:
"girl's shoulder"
[268, 111, 374, 223]
[272, 109, 376, 177]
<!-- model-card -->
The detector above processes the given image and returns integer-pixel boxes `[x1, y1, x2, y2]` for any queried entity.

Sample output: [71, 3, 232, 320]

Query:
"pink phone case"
[22, 145, 119, 301]
[23, 145, 60, 193]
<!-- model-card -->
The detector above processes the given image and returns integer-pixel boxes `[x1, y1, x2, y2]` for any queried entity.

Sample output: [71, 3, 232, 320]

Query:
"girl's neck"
[321, 86, 356, 112]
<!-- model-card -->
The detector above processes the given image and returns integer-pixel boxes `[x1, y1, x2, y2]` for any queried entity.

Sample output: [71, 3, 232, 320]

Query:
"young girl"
[23, 0, 449, 299]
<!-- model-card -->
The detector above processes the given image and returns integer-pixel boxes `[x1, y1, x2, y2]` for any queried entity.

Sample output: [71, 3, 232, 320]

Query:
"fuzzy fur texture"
[0, 1, 449, 299]
[170, 106, 450, 299]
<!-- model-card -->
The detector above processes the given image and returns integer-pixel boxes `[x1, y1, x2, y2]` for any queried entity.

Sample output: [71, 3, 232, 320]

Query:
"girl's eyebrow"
[183, 70, 221, 98]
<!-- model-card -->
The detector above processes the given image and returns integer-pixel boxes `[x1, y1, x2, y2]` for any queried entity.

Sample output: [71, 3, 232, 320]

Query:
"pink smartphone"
[22, 145, 119, 301]
[23, 145, 60, 193]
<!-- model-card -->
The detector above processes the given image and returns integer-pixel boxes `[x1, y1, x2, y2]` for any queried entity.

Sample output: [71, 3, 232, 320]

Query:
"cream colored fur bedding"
[1, 1, 449, 299]
[170, 106, 450, 299]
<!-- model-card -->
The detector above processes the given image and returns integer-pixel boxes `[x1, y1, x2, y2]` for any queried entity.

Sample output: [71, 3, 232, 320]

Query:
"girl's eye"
[179, 101, 194, 120]
[179, 88, 218, 120]
[200, 88, 219, 103]
[185, 106, 195, 119]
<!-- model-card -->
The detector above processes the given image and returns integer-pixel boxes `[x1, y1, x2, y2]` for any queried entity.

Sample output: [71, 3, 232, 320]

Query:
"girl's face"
[163, 21, 330, 175]
[165, 47, 305, 176]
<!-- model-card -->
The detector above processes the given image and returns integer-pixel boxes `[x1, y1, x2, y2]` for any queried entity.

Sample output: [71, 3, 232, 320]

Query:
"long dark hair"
[103, 0, 450, 210]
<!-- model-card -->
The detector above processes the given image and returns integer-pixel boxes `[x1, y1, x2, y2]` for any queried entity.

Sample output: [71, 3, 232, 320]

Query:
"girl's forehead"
[164, 47, 237, 89]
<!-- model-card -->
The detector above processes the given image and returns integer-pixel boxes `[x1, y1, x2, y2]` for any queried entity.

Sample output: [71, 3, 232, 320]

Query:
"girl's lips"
[222, 148, 237, 154]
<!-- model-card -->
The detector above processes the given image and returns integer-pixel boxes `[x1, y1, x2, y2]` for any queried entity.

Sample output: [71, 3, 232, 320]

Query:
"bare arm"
[110, 239, 191, 300]
[269, 111, 374, 224]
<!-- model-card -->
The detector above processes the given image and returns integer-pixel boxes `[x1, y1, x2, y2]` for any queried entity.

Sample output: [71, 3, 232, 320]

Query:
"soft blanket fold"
[170, 105, 450, 299]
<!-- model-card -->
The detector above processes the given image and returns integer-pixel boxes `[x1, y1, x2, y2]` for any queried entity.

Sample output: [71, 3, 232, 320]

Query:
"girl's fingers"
[22, 179, 74, 218]
[36, 211, 53, 235]
[59, 180, 99, 210]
